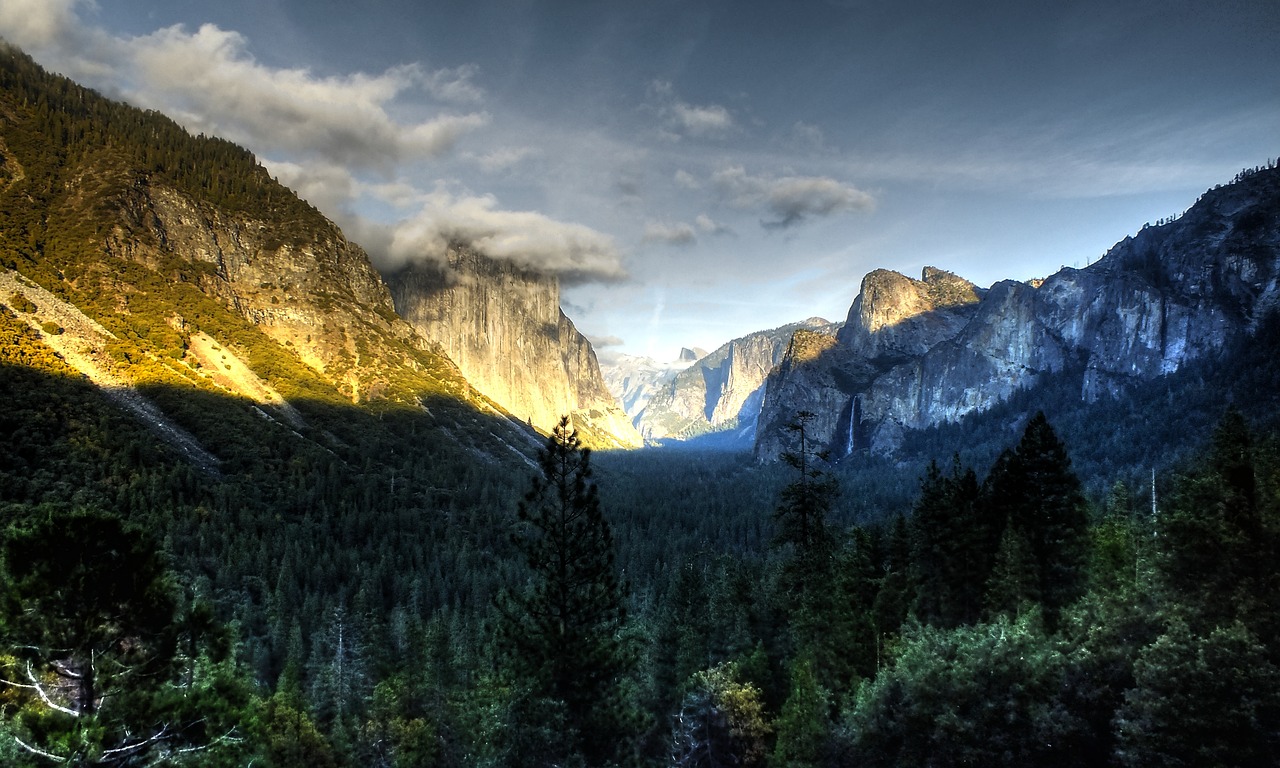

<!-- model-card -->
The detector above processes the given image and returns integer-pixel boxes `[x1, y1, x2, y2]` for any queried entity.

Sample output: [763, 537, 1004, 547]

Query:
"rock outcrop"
[755, 166, 1280, 461]
[103, 183, 422, 403]
[387, 246, 643, 448]
[637, 318, 838, 445]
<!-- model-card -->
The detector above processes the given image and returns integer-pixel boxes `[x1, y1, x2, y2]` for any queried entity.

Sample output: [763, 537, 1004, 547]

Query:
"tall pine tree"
[496, 417, 631, 766]
[983, 412, 1089, 629]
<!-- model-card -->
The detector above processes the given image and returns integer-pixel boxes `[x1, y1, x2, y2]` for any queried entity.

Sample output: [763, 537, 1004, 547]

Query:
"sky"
[2, 0, 1277, 362]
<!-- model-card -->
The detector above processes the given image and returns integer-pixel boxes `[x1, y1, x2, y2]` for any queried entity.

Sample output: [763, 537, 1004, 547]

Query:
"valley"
[0, 41, 1278, 768]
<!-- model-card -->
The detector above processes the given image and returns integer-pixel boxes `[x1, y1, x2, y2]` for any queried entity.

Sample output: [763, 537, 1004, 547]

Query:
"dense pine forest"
[2, 42, 1279, 766]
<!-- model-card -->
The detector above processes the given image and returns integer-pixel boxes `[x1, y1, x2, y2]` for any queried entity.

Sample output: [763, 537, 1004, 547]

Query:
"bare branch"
[24, 662, 80, 718]
[13, 735, 68, 762]
[100, 724, 169, 758]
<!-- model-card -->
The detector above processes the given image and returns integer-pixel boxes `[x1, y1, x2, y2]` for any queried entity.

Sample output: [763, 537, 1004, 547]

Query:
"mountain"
[386, 246, 643, 448]
[0, 43, 541, 466]
[636, 318, 839, 446]
[601, 347, 705, 420]
[755, 165, 1280, 462]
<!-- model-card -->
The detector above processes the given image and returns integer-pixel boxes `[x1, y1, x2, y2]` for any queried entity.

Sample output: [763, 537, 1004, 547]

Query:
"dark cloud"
[711, 166, 874, 227]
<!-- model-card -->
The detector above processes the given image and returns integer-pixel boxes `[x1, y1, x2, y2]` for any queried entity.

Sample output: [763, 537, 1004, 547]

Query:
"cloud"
[0, 6, 490, 174]
[0, 3, 623, 288]
[0, 0, 78, 49]
[129, 24, 489, 173]
[710, 165, 875, 227]
[674, 169, 701, 189]
[383, 189, 627, 285]
[642, 221, 697, 245]
[587, 334, 625, 349]
[648, 80, 735, 140]
[791, 121, 830, 151]
[695, 214, 729, 235]
[472, 146, 538, 173]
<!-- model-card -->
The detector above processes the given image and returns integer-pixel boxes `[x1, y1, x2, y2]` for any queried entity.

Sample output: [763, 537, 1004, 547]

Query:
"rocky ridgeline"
[387, 246, 643, 449]
[755, 166, 1280, 461]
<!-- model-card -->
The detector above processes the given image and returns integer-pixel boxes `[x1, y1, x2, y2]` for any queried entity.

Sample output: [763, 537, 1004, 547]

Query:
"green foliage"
[0, 46, 1277, 760]
[672, 662, 771, 768]
[774, 411, 838, 573]
[496, 417, 632, 766]
[1114, 620, 1280, 767]
[771, 654, 829, 768]
[908, 456, 993, 627]
[1156, 408, 1278, 637]
[837, 612, 1070, 768]
[0, 509, 251, 765]
[985, 412, 1091, 628]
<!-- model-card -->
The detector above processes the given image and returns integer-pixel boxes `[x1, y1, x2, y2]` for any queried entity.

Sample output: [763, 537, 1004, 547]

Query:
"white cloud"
[128, 24, 488, 173]
[472, 146, 538, 173]
[648, 80, 735, 140]
[695, 214, 728, 235]
[711, 165, 875, 227]
[0, 0, 79, 49]
[384, 189, 627, 285]
[0, 7, 491, 174]
[674, 169, 701, 189]
[421, 64, 484, 103]
[642, 221, 697, 245]
[791, 121, 829, 151]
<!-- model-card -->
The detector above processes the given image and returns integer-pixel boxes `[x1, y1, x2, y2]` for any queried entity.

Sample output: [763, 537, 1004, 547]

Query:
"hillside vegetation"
[0, 43, 1278, 766]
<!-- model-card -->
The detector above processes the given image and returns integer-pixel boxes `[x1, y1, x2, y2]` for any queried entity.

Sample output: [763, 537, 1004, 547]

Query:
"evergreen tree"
[1114, 620, 1280, 767]
[984, 412, 1090, 629]
[774, 411, 837, 580]
[771, 654, 828, 768]
[909, 456, 992, 627]
[0, 509, 248, 765]
[871, 513, 912, 645]
[984, 521, 1039, 619]
[1157, 408, 1275, 636]
[773, 410, 837, 634]
[496, 416, 631, 766]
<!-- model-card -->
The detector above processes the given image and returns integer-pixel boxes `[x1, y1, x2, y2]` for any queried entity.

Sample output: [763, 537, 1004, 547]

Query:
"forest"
[3, 299, 1280, 766]
[1, 40, 1279, 767]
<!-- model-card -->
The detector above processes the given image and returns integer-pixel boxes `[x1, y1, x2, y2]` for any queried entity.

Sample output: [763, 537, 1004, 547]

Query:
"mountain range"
[2, 41, 1278, 476]
[754, 167, 1280, 462]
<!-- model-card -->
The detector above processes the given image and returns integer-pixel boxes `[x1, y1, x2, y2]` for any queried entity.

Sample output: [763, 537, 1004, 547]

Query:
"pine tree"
[1114, 620, 1280, 767]
[983, 412, 1089, 629]
[0, 509, 248, 764]
[771, 654, 828, 768]
[909, 456, 992, 627]
[1157, 408, 1275, 637]
[496, 416, 630, 766]
[774, 411, 837, 577]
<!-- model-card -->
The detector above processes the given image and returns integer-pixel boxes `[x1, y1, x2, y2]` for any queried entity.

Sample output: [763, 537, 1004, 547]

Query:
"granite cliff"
[637, 318, 838, 446]
[755, 165, 1280, 461]
[387, 246, 643, 448]
[0, 44, 541, 466]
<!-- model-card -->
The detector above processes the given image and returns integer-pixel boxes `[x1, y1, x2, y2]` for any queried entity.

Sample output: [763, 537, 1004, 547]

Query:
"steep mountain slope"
[637, 318, 838, 445]
[386, 246, 643, 449]
[0, 44, 538, 467]
[756, 165, 1280, 461]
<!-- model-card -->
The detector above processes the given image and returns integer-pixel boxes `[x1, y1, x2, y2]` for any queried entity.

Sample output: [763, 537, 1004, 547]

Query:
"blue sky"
[2, 0, 1277, 361]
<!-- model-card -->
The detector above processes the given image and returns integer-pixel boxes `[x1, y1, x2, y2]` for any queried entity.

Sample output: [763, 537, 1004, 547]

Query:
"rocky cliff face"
[602, 348, 704, 420]
[755, 166, 1280, 461]
[638, 318, 838, 445]
[387, 246, 643, 448]
[103, 182, 424, 402]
